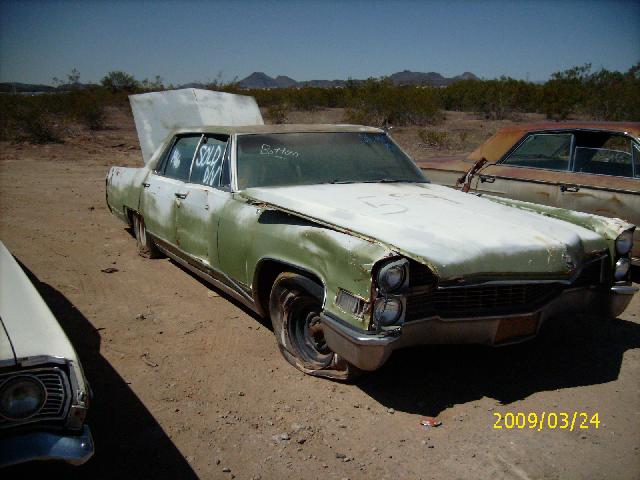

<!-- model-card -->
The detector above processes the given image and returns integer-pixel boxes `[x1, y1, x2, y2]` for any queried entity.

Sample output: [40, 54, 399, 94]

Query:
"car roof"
[468, 122, 640, 163]
[170, 124, 384, 136]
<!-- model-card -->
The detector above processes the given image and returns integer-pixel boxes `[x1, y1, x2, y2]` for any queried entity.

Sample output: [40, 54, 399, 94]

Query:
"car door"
[175, 134, 233, 269]
[471, 132, 575, 207]
[139, 134, 200, 247]
[559, 134, 640, 259]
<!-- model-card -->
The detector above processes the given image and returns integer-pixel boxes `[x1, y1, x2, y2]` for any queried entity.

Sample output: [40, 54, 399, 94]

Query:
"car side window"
[573, 135, 634, 178]
[502, 133, 572, 170]
[190, 135, 229, 187]
[164, 135, 201, 181]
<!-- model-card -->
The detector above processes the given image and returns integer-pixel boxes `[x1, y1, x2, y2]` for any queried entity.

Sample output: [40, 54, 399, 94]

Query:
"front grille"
[0, 367, 70, 428]
[406, 282, 562, 320]
[409, 260, 437, 287]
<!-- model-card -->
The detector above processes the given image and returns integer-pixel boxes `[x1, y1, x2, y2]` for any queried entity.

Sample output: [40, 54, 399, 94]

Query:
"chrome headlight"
[615, 230, 633, 256]
[0, 375, 46, 420]
[374, 297, 403, 327]
[377, 260, 408, 293]
[614, 258, 630, 281]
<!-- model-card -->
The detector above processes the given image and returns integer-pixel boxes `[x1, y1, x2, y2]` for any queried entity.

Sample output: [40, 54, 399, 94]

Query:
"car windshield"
[236, 132, 427, 189]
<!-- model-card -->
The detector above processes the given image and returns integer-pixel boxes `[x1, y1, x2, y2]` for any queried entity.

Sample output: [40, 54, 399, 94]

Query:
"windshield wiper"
[363, 178, 421, 183]
[320, 180, 357, 184]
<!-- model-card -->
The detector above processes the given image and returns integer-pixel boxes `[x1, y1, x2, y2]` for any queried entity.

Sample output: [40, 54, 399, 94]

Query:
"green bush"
[418, 129, 451, 150]
[71, 90, 107, 130]
[0, 95, 62, 143]
[266, 103, 291, 124]
[344, 78, 442, 127]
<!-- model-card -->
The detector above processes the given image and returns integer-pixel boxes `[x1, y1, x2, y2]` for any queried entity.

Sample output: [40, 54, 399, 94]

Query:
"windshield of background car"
[236, 132, 427, 189]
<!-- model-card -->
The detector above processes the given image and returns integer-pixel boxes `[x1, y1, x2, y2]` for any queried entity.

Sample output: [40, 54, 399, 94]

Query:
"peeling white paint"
[243, 182, 609, 278]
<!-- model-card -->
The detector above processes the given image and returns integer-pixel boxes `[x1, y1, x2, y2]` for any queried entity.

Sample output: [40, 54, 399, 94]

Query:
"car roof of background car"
[170, 124, 384, 136]
[130, 88, 264, 164]
[468, 122, 640, 163]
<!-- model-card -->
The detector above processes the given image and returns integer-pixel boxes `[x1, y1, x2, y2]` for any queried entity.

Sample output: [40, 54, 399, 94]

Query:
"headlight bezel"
[375, 258, 409, 294]
[615, 230, 634, 256]
[0, 374, 47, 421]
[614, 257, 631, 281]
[373, 296, 404, 327]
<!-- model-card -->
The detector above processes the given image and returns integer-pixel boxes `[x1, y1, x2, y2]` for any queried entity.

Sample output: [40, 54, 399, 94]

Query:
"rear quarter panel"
[106, 166, 149, 222]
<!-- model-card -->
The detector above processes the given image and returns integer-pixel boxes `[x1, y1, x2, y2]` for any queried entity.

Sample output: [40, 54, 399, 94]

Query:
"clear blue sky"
[1, 0, 638, 85]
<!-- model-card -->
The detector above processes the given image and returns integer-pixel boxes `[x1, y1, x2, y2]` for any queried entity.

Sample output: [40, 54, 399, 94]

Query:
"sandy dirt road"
[1, 113, 639, 479]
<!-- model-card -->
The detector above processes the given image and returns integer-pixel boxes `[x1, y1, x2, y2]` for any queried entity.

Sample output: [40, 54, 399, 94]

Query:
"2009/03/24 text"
[493, 412, 600, 431]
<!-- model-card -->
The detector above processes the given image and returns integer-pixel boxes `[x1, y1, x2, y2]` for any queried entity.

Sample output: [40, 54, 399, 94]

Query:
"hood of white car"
[0, 241, 77, 365]
[243, 182, 608, 280]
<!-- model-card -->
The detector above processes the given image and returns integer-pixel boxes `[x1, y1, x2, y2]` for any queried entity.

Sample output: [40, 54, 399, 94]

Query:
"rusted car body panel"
[105, 94, 637, 374]
[419, 123, 640, 262]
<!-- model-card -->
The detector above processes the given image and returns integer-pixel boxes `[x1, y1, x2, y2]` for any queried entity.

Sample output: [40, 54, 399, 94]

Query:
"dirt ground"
[1, 108, 639, 479]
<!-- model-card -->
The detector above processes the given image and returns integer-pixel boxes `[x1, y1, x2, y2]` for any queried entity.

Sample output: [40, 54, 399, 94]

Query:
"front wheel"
[269, 272, 361, 381]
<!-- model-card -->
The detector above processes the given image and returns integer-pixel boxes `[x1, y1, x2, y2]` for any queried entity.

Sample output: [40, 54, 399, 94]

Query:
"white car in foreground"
[0, 241, 93, 467]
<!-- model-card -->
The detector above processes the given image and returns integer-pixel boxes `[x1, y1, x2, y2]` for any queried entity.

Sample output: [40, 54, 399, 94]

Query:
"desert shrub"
[71, 90, 107, 130]
[101, 71, 139, 93]
[0, 95, 63, 143]
[418, 129, 451, 150]
[266, 103, 291, 124]
[345, 78, 442, 127]
[457, 131, 469, 149]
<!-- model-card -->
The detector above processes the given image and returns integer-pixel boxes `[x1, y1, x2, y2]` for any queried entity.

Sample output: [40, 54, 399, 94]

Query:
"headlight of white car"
[377, 260, 408, 293]
[614, 258, 631, 281]
[374, 297, 403, 326]
[615, 230, 634, 256]
[0, 375, 47, 420]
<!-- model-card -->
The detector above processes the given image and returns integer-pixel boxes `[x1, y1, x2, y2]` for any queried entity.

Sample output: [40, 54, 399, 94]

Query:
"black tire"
[132, 213, 162, 259]
[269, 272, 361, 381]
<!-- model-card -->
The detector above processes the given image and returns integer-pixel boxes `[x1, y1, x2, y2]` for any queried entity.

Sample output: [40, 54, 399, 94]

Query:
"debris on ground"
[140, 352, 159, 368]
[101, 267, 119, 273]
[420, 417, 442, 429]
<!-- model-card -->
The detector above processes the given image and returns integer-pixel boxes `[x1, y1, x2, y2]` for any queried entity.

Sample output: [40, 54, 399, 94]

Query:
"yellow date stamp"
[493, 412, 600, 431]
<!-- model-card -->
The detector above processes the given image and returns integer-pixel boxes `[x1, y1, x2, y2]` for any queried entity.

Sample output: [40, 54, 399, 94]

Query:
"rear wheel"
[132, 213, 162, 259]
[269, 272, 361, 381]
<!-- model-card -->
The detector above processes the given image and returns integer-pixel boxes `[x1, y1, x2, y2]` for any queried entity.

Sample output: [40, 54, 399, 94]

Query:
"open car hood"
[242, 182, 609, 280]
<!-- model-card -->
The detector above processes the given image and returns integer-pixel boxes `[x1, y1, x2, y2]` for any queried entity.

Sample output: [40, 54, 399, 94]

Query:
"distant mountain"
[0, 82, 98, 93]
[237, 70, 479, 89]
[238, 72, 279, 89]
[388, 70, 447, 86]
[0, 82, 57, 93]
[274, 75, 298, 88]
[453, 72, 479, 81]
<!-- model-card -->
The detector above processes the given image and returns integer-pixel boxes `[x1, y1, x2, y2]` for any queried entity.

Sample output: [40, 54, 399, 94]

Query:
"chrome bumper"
[321, 285, 637, 371]
[0, 425, 94, 467]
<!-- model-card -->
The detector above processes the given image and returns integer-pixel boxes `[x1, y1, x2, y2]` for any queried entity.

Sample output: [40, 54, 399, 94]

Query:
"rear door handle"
[560, 184, 580, 192]
[480, 175, 496, 183]
[142, 182, 150, 188]
[175, 192, 188, 199]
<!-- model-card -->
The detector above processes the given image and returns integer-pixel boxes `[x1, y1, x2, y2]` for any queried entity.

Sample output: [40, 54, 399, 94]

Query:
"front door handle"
[142, 182, 150, 188]
[480, 175, 496, 183]
[175, 192, 188, 199]
[560, 184, 580, 193]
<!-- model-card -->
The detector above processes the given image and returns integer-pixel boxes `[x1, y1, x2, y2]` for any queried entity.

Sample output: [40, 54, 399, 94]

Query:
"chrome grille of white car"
[0, 367, 70, 428]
